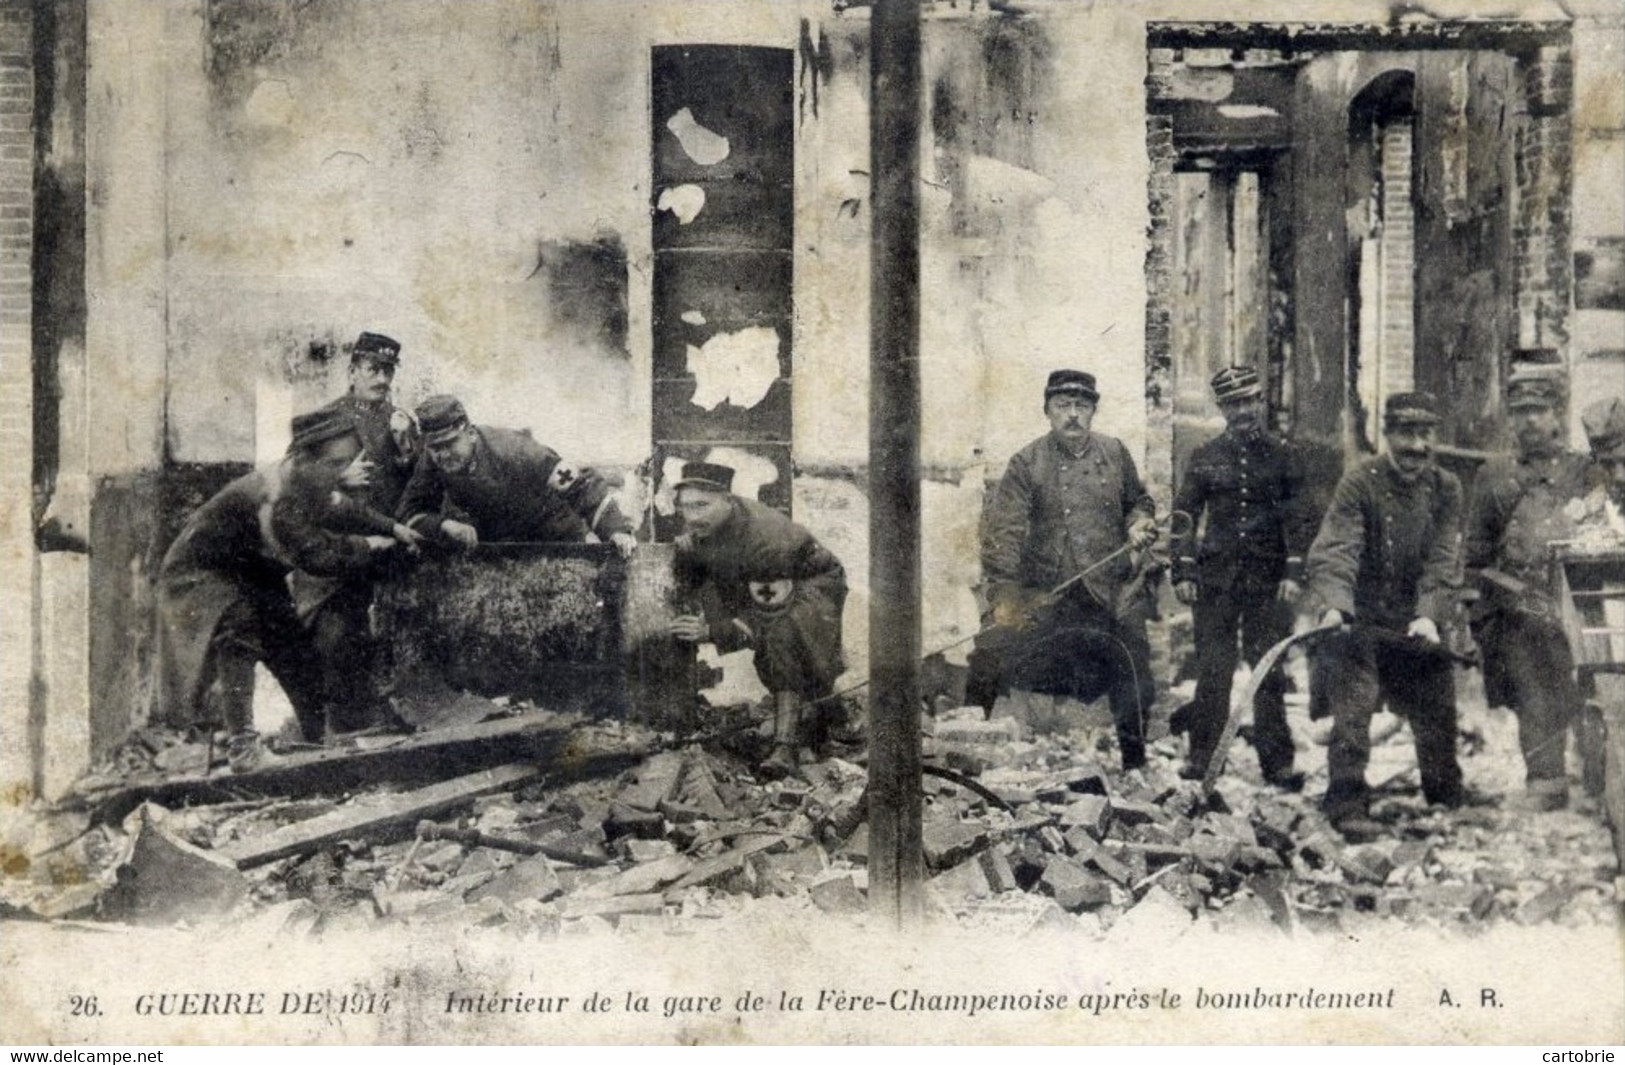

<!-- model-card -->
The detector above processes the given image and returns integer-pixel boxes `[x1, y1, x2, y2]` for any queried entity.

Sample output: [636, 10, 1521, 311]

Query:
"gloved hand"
[1127, 517, 1159, 550]
[1320, 608, 1348, 630]
[1174, 580, 1199, 606]
[440, 520, 478, 548]
[610, 531, 637, 559]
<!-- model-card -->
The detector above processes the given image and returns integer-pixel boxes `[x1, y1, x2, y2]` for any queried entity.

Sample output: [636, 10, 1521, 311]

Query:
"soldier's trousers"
[1317, 627, 1462, 821]
[1187, 575, 1294, 778]
[309, 580, 384, 733]
[206, 586, 327, 742]
[1475, 611, 1578, 786]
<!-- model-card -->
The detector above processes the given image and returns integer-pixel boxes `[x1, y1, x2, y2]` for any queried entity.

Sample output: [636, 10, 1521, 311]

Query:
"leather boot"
[759, 691, 804, 780]
[225, 730, 283, 774]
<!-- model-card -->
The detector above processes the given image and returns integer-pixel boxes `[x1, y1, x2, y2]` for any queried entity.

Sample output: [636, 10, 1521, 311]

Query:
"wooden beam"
[867, 0, 925, 926]
[221, 763, 543, 870]
[71, 713, 578, 826]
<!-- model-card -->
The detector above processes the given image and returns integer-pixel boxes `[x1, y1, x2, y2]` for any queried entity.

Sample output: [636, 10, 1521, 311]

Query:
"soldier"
[1303, 392, 1468, 839]
[665, 462, 848, 777]
[397, 394, 637, 555]
[972, 369, 1159, 771]
[1170, 365, 1316, 789]
[1582, 396, 1625, 508]
[156, 410, 418, 770]
[296, 331, 421, 735]
[1465, 369, 1593, 811]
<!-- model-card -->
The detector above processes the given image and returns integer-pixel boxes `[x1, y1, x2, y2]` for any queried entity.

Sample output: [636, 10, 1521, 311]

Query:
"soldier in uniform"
[972, 369, 1160, 771]
[665, 462, 848, 777]
[297, 331, 422, 734]
[1303, 392, 1468, 838]
[397, 394, 637, 555]
[156, 410, 418, 770]
[1170, 365, 1316, 789]
[1583, 397, 1625, 507]
[1465, 369, 1593, 811]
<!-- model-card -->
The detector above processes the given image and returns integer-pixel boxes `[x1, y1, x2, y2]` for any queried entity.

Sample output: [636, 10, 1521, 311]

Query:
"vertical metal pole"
[867, 0, 924, 925]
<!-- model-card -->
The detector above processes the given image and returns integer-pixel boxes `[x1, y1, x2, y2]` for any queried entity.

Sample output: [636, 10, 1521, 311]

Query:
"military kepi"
[352, 331, 401, 366]
[675, 461, 735, 493]
[415, 394, 470, 443]
[1210, 365, 1262, 402]
[1583, 397, 1625, 460]
[1383, 391, 1440, 427]
[288, 408, 360, 454]
[1044, 369, 1098, 402]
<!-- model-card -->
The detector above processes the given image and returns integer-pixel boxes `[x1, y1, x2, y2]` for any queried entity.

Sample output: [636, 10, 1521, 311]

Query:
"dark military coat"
[1464, 449, 1592, 593]
[673, 498, 847, 691]
[980, 431, 1155, 605]
[312, 393, 416, 518]
[157, 462, 394, 721]
[1170, 428, 1315, 591]
[1303, 456, 1464, 631]
[397, 425, 632, 544]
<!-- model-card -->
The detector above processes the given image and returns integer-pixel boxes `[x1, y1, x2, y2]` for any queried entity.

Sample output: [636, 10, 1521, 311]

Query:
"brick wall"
[0, 0, 35, 796]
[1515, 44, 1575, 354]
[1379, 118, 1416, 396]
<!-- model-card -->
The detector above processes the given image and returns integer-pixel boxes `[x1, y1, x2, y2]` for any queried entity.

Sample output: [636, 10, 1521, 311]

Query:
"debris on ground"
[1, 691, 1619, 939]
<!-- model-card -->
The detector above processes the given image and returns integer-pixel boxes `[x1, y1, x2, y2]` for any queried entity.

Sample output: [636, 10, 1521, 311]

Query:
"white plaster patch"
[665, 107, 730, 166]
[656, 184, 706, 224]
[685, 326, 781, 410]
[700, 447, 779, 503]
[1216, 104, 1280, 119]
[696, 645, 769, 708]
[680, 310, 707, 326]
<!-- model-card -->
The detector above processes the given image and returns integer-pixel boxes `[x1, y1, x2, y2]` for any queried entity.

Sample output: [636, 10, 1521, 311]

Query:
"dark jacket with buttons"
[1303, 456, 1464, 630]
[1170, 428, 1315, 590]
[1464, 449, 1591, 593]
[981, 431, 1155, 605]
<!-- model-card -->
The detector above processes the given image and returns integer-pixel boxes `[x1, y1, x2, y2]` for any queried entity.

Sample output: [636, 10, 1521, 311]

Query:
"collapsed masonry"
[5, 693, 1620, 937]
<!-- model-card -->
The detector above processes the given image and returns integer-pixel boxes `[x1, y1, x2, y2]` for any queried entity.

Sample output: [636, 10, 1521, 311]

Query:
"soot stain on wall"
[534, 237, 631, 360]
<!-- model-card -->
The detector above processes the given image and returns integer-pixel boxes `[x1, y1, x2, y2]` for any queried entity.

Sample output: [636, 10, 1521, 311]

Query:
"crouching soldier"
[1465, 368, 1593, 811]
[666, 462, 847, 778]
[1302, 392, 1469, 839]
[156, 410, 420, 770]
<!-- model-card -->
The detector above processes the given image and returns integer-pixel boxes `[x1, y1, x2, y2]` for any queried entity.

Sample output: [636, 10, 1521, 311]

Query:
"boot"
[758, 691, 804, 780]
[226, 730, 283, 774]
[1510, 777, 1568, 813]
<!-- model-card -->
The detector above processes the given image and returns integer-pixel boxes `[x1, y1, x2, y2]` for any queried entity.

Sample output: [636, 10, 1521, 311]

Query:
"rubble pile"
[1, 699, 1618, 938]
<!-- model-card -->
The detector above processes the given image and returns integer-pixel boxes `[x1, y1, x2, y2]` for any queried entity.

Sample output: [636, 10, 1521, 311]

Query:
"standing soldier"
[297, 331, 421, 735]
[665, 462, 848, 778]
[1465, 368, 1593, 811]
[398, 394, 637, 555]
[1303, 392, 1468, 839]
[973, 369, 1160, 771]
[1170, 366, 1315, 789]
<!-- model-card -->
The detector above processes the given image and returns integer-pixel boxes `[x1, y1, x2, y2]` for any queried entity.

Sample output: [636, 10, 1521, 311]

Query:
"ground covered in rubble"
[2, 684, 1619, 943]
